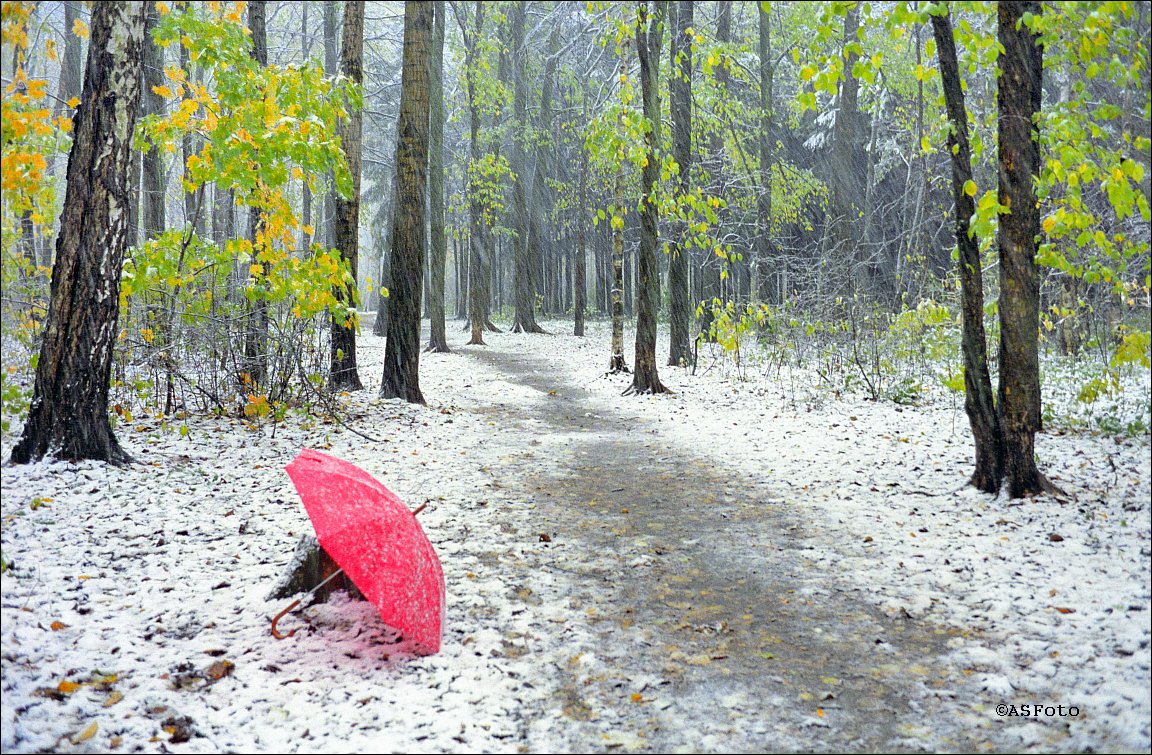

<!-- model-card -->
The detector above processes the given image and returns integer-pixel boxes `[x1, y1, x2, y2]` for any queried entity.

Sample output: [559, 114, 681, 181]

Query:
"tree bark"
[609, 166, 628, 373]
[629, 1, 670, 395]
[380, 1, 432, 404]
[756, 1, 774, 303]
[11, 1, 145, 466]
[667, 0, 693, 366]
[329, 0, 365, 392]
[141, 4, 165, 240]
[464, 1, 487, 346]
[997, 1, 1052, 497]
[931, 10, 1003, 493]
[425, 0, 450, 353]
[510, 0, 545, 334]
[243, 0, 269, 389]
[574, 137, 588, 337]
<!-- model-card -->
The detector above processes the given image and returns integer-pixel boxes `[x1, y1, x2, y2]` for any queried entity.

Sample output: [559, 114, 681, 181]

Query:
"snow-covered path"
[2, 320, 1149, 753]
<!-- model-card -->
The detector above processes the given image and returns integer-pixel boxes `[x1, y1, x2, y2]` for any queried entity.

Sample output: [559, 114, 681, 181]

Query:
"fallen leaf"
[110, 735, 123, 748]
[1054, 606, 1076, 614]
[71, 722, 98, 744]
[1048, 533, 1065, 542]
[104, 690, 124, 707]
[631, 692, 643, 703]
[816, 708, 825, 718]
[205, 659, 234, 680]
[58, 680, 81, 694]
[50, 621, 67, 631]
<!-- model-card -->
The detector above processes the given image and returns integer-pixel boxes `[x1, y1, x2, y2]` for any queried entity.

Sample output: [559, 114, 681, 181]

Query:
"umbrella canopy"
[285, 448, 445, 654]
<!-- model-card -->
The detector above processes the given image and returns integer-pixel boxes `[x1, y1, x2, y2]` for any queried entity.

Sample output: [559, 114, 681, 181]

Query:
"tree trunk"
[380, 1, 432, 404]
[322, 1, 340, 253]
[425, 0, 450, 353]
[11, 2, 145, 466]
[510, 0, 544, 334]
[300, 3, 313, 253]
[830, 4, 865, 294]
[609, 164, 629, 373]
[997, 1, 1052, 497]
[141, 4, 165, 239]
[667, 0, 693, 366]
[629, 1, 669, 394]
[243, 0, 269, 389]
[329, 0, 365, 392]
[464, 1, 487, 346]
[756, 1, 773, 303]
[575, 140, 588, 337]
[931, 10, 1003, 493]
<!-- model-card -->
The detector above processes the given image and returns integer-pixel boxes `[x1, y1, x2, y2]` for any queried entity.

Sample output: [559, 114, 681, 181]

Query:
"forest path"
[457, 341, 987, 753]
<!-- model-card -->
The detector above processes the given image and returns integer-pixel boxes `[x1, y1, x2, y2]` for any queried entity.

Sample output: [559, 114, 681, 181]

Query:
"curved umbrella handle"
[271, 599, 302, 640]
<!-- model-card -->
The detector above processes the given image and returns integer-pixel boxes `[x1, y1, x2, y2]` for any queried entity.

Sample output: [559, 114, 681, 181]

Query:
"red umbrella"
[278, 448, 445, 655]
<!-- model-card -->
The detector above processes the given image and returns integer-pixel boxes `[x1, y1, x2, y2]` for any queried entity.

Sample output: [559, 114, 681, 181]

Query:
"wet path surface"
[461, 345, 984, 752]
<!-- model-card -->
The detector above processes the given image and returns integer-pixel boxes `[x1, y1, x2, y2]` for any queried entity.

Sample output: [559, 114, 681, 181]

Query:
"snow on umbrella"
[277, 448, 445, 655]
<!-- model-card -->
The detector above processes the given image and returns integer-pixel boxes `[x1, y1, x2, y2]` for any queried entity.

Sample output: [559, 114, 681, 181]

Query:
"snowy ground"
[2, 318, 1149, 753]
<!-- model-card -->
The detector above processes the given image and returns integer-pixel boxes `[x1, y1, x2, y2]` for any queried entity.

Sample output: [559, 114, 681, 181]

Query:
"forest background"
[1, 0, 1149, 469]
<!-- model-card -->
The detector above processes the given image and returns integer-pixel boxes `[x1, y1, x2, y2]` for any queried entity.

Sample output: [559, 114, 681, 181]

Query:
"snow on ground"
[2, 317, 1149, 753]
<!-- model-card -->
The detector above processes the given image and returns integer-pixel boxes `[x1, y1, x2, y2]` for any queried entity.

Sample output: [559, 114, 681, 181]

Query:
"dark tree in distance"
[329, 0, 365, 392]
[628, 0, 671, 395]
[667, 0, 693, 367]
[141, 3, 166, 240]
[380, 1, 433, 403]
[756, 1, 774, 303]
[459, 0, 488, 346]
[510, 0, 545, 334]
[11, 1, 146, 466]
[426, 0, 450, 353]
[242, 0, 269, 388]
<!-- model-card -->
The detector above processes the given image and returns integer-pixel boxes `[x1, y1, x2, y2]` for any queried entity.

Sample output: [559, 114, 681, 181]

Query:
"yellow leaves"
[71, 722, 98, 745]
[58, 680, 82, 694]
[141, 328, 155, 343]
[152, 84, 175, 99]
[1042, 216, 1057, 234]
[963, 179, 978, 198]
[72, 18, 89, 39]
[164, 65, 186, 84]
[244, 394, 271, 419]
[45, 37, 58, 61]
[291, 166, 303, 180]
[66, 96, 80, 109]
[302, 224, 315, 238]
[156, 1, 171, 14]
[249, 264, 264, 276]
[800, 64, 817, 82]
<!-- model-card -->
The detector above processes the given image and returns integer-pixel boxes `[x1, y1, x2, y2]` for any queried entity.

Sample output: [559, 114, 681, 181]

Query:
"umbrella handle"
[271, 599, 301, 640]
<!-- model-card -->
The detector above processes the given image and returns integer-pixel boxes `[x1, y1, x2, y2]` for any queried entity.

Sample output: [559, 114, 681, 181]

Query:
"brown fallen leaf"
[205, 660, 234, 681]
[50, 621, 67, 631]
[57, 680, 81, 694]
[1048, 533, 1065, 542]
[104, 690, 124, 707]
[1054, 606, 1076, 614]
[110, 735, 123, 749]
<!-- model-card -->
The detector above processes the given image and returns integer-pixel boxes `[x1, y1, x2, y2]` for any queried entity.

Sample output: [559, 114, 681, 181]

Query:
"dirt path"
[461, 343, 990, 752]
